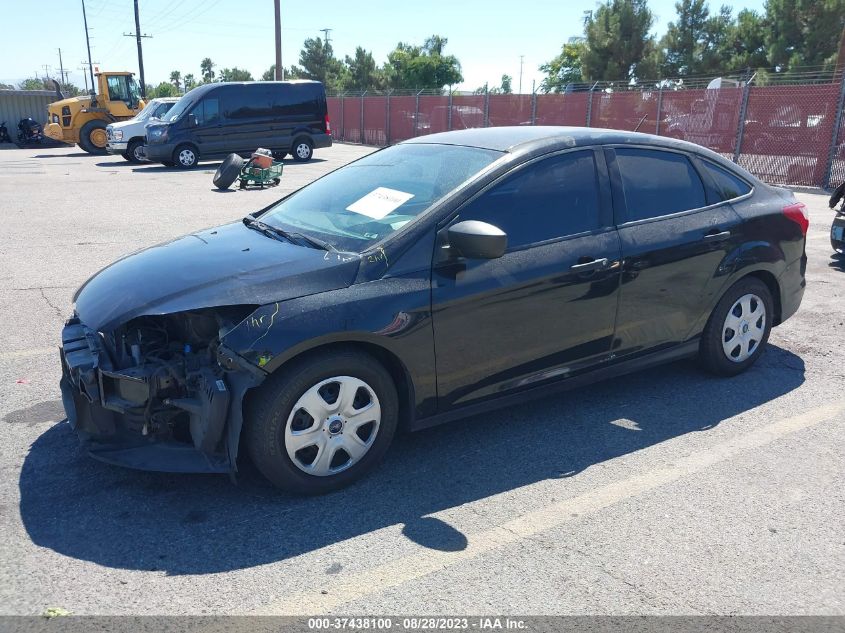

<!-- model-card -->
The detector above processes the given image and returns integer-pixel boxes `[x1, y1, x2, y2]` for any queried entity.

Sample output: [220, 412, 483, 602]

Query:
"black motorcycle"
[830, 181, 845, 255]
[16, 117, 44, 145]
[0, 121, 11, 144]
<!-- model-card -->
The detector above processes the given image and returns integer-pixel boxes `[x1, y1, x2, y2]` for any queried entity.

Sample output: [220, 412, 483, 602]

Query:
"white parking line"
[252, 400, 845, 614]
[0, 347, 56, 361]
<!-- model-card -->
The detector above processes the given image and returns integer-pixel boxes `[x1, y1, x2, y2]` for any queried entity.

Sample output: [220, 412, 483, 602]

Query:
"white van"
[106, 97, 179, 162]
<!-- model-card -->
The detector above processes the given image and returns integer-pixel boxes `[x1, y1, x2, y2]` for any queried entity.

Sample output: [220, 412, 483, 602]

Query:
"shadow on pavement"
[18, 345, 804, 575]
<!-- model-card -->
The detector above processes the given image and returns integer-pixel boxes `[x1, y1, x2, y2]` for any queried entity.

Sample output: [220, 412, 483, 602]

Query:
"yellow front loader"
[44, 71, 146, 154]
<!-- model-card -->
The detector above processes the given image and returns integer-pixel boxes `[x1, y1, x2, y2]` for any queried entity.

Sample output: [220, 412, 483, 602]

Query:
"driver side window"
[456, 150, 601, 249]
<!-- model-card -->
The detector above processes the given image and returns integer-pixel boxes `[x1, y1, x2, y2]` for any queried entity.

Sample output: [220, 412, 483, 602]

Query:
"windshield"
[128, 77, 141, 103]
[259, 143, 502, 252]
[136, 100, 163, 121]
[166, 95, 195, 122]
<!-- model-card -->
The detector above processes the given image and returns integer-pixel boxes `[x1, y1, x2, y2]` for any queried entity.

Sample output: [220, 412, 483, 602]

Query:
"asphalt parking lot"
[0, 143, 843, 616]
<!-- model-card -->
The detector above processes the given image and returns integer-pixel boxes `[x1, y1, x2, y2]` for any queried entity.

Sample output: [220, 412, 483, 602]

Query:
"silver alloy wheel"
[722, 293, 766, 363]
[295, 142, 311, 159]
[178, 148, 196, 166]
[285, 376, 381, 476]
[133, 144, 147, 162]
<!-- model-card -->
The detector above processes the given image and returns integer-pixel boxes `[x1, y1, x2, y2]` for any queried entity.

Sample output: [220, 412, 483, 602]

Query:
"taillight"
[325, 114, 331, 134]
[782, 202, 809, 235]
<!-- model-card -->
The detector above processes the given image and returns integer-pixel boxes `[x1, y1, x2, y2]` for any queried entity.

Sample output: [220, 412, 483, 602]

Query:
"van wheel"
[78, 120, 108, 155]
[699, 278, 773, 376]
[291, 137, 313, 162]
[173, 144, 199, 168]
[213, 153, 245, 189]
[125, 139, 146, 163]
[244, 348, 398, 494]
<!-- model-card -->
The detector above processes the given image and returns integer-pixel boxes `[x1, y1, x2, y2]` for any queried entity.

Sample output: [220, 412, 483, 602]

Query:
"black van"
[144, 80, 332, 168]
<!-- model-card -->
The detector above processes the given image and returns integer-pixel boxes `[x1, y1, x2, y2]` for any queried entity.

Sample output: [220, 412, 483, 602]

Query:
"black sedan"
[60, 127, 808, 493]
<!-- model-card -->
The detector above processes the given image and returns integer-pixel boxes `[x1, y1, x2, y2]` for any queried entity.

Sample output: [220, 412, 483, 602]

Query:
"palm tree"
[200, 58, 216, 83]
[169, 70, 182, 93]
[184, 73, 196, 90]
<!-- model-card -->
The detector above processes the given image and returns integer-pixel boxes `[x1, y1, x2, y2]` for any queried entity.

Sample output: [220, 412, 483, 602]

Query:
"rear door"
[607, 146, 744, 358]
[431, 149, 622, 409]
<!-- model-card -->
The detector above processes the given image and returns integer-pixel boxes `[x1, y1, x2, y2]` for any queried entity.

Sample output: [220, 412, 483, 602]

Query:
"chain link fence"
[328, 74, 845, 188]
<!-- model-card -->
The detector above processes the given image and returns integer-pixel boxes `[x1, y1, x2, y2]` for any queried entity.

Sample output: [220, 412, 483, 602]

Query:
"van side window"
[274, 84, 319, 116]
[191, 98, 219, 126]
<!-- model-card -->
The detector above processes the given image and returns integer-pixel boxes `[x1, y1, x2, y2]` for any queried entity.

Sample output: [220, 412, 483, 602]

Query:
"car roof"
[403, 125, 703, 154]
[186, 79, 323, 97]
[401, 126, 757, 180]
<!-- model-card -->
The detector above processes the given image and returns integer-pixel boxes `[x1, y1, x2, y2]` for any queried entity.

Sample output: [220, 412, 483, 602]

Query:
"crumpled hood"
[73, 221, 361, 331]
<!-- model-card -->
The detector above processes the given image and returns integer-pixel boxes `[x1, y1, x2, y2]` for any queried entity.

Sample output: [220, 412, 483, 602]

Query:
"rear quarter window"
[614, 148, 707, 221]
[700, 160, 752, 201]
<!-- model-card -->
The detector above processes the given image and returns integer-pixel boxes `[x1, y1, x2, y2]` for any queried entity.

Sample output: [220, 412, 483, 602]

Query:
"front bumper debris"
[59, 317, 259, 473]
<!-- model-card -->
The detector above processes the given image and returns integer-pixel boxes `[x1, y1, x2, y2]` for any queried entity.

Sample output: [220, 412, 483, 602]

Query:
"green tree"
[766, 0, 845, 72]
[342, 47, 384, 91]
[200, 58, 216, 82]
[659, 0, 710, 76]
[169, 70, 182, 93]
[297, 37, 347, 90]
[184, 73, 196, 91]
[261, 65, 302, 81]
[723, 9, 769, 71]
[153, 82, 178, 97]
[383, 35, 463, 90]
[219, 67, 254, 81]
[540, 41, 587, 92]
[500, 74, 513, 94]
[18, 77, 46, 90]
[582, 0, 656, 81]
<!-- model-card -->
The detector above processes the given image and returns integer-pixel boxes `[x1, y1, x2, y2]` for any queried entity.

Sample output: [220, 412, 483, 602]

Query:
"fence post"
[386, 90, 391, 146]
[823, 71, 845, 188]
[531, 80, 537, 125]
[655, 84, 664, 135]
[484, 83, 490, 127]
[340, 92, 345, 142]
[360, 91, 366, 145]
[586, 81, 598, 127]
[414, 88, 422, 137]
[448, 86, 453, 131]
[732, 74, 755, 164]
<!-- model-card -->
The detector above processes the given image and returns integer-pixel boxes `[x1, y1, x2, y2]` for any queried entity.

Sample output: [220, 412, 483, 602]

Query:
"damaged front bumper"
[59, 317, 264, 474]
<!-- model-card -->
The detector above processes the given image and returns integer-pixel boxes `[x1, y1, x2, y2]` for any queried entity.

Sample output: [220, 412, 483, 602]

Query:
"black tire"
[125, 139, 146, 163]
[245, 348, 399, 494]
[213, 153, 244, 189]
[699, 277, 773, 376]
[173, 143, 199, 169]
[78, 120, 108, 155]
[291, 136, 314, 162]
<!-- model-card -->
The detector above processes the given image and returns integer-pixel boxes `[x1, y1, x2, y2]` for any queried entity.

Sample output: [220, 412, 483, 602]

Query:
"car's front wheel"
[245, 348, 398, 494]
[173, 144, 199, 168]
[700, 277, 773, 376]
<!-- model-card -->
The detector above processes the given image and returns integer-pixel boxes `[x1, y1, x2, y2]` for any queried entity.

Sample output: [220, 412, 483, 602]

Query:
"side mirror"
[447, 220, 507, 259]
[187, 113, 198, 127]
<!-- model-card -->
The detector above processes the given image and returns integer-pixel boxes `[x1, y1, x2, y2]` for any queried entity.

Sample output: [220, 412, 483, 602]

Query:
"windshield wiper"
[242, 216, 337, 251]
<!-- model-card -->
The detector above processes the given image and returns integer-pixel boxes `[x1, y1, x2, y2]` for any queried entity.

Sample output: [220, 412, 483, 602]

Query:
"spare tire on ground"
[213, 153, 245, 189]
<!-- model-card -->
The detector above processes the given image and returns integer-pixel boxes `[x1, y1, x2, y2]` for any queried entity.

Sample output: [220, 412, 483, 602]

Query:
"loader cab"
[96, 72, 143, 116]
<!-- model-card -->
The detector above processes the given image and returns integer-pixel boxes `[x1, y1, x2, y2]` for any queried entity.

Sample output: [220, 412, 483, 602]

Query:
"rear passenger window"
[458, 150, 601, 248]
[701, 160, 752, 200]
[615, 148, 706, 221]
[273, 84, 320, 116]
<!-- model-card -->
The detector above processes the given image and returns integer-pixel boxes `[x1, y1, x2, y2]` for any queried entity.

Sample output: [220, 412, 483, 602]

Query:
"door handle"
[704, 229, 731, 242]
[570, 257, 608, 272]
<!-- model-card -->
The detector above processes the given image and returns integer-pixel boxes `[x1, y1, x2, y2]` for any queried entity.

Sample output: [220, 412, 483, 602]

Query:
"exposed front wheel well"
[743, 270, 782, 325]
[254, 341, 415, 432]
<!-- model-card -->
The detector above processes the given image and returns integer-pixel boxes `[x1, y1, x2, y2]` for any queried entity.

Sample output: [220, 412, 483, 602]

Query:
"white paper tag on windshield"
[346, 187, 415, 220]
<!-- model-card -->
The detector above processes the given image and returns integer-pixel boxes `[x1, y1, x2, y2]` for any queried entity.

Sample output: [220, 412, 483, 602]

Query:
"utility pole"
[42, 64, 51, 79]
[81, 0, 95, 97]
[124, 0, 151, 97]
[519, 55, 524, 95]
[80, 60, 100, 94]
[57, 49, 67, 84]
[274, 0, 283, 80]
[320, 28, 332, 49]
[78, 66, 88, 92]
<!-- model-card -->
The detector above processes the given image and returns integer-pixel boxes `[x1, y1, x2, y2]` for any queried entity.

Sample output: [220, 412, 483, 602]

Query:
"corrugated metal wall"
[0, 90, 58, 138]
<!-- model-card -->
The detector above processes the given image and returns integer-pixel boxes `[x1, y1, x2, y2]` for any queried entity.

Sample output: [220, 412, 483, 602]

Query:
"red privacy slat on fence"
[738, 84, 841, 187]
[534, 93, 589, 126]
[326, 79, 845, 187]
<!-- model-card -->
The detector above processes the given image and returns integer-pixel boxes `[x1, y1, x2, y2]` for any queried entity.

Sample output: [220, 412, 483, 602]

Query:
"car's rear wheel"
[245, 348, 398, 494]
[699, 277, 773, 376]
[291, 136, 313, 162]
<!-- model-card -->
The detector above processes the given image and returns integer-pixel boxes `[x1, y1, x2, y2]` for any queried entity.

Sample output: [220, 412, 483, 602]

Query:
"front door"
[189, 97, 224, 156]
[431, 149, 622, 410]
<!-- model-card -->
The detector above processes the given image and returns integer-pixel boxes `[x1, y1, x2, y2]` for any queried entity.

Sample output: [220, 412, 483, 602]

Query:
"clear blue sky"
[0, 0, 766, 92]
